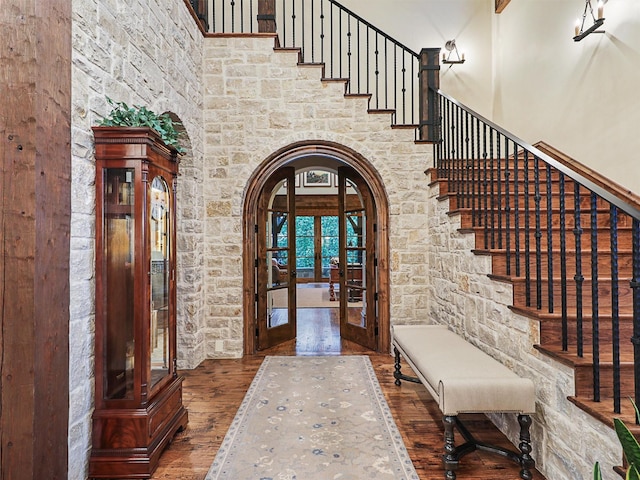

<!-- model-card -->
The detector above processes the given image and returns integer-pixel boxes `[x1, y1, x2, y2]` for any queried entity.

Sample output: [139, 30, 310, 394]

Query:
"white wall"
[492, 0, 640, 194]
[338, 0, 495, 118]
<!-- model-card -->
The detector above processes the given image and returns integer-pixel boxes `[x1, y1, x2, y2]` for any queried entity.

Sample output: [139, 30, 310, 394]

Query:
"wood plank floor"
[152, 308, 546, 480]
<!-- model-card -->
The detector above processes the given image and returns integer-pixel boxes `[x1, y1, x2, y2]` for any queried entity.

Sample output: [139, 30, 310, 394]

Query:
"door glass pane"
[150, 176, 170, 389]
[104, 168, 135, 400]
[267, 287, 289, 328]
[346, 206, 366, 327]
[295, 216, 314, 279]
[265, 177, 291, 330]
[321, 216, 339, 277]
[268, 211, 289, 288]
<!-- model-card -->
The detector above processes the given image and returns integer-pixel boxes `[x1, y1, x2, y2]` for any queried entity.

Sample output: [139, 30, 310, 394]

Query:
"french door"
[256, 167, 296, 350]
[337, 167, 377, 350]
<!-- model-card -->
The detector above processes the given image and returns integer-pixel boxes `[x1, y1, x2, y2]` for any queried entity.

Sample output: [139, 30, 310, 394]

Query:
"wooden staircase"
[429, 141, 640, 436]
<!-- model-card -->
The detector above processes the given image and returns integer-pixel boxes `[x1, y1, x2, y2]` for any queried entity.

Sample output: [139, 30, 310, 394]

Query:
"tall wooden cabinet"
[90, 127, 188, 479]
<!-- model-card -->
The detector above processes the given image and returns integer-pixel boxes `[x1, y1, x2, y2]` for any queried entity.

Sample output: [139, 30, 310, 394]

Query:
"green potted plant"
[594, 400, 640, 480]
[96, 97, 185, 154]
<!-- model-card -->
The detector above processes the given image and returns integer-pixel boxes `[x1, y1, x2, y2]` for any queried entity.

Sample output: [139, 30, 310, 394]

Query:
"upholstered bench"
[392, 324, 535, 480]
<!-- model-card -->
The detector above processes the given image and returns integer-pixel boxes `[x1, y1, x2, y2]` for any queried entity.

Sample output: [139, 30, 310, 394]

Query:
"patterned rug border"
[206, 355, 419, 479]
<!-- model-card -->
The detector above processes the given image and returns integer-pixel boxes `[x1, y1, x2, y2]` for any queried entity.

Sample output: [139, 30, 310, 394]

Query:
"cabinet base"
[89, 377, 188, 479]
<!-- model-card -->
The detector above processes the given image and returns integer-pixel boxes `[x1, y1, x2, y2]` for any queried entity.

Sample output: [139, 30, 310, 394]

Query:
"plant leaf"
[628, 464, 640, 480]
[96, 97, 185, 153]
[593, 462, 602, 480]
[615, 417, 640, 469]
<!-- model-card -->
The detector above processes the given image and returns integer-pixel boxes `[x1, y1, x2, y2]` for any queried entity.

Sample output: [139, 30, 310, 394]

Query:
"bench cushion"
[393, 325, 535, 416]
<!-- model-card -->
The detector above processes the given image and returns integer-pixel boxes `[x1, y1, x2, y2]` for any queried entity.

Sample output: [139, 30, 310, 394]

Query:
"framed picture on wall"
[303, 170, 331, 187]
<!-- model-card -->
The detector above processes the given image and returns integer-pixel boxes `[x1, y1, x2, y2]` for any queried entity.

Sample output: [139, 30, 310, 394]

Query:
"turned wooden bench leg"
[443, 415, 459, 480]
[393, 347, 422, 386]
[394, 347, 402, 386]
[518, 414, 534, 480]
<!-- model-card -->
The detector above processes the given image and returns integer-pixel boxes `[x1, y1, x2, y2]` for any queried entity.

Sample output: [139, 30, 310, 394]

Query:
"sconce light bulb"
[597, 1, 604, 20]
[574, 18, 580, 36]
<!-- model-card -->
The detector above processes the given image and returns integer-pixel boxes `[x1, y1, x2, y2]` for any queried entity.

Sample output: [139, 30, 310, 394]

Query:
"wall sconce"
[442, 40, 465, 65]
[573, 0, 605, 42]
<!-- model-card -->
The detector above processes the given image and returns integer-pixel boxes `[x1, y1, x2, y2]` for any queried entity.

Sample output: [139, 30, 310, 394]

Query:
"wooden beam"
[495, 0, 512, 13]
[1, 1, 71, 479]
[257, 0, 277, 33]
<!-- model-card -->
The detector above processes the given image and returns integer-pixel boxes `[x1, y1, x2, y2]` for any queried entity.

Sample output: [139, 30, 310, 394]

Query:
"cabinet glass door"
[149, 175, 171, 388]
[104, 168, 136, 400]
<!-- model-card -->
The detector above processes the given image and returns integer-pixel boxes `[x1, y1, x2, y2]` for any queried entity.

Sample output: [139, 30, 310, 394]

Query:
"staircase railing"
[436, 90, 640, 417]
[201, 0, 421, 127]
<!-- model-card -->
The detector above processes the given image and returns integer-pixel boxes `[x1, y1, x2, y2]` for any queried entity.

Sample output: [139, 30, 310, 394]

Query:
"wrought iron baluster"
[534, 157, 542, 310]
[455, 105, 461, 198]
[320, 0, 325, 64]
[474, 118, 480, 227]
[384, 39, 388, 110]
[524, 150, 532, 307]
[610, 206, 621, 413]
[559, 173, 568, 351]
[301, 0, 305, 59]
[231, 0, 235, 33]
[249, 0, 253, 33]
[514, 142, 521, 277]
[463, 111, 470, 209]
[504, 138, 512, 276]
[632, 218, 640, 422]
[365, 27, 369, 94]
[310, 0, 314, 62]
[497, 134, 503, 249]
[489, 128, 496, 250]
[374, 35, 379, 108]
[346, 14, 352, 93]
[292, 0, 296, 50]
[356, 22, 361, 93]
[282, 0, 286, 46]
[329, 3, 333, 76]
[338, 9, 342, 77]
[410, 56, 415, 124]
[590, 192, 600, 401]
[574, 183, 584, 358]
[401, 50, 407, 124]
[482, 123, 489, 247]
[546, 164, 554, 313]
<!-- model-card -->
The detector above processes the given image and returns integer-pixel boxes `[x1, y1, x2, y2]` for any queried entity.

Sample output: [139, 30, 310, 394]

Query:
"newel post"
[418, 47, 441, 142]
[258, 0, 277, 33]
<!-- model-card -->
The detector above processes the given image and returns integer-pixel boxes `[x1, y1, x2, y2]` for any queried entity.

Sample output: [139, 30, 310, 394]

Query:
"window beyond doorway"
[294, 215, 339, 281]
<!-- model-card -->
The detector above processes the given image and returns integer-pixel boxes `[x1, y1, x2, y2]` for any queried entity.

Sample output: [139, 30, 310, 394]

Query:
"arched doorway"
[243, 141, 390, 354]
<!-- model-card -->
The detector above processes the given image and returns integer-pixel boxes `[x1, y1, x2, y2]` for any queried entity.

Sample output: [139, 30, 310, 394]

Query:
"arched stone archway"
[242, 140, 390, 354]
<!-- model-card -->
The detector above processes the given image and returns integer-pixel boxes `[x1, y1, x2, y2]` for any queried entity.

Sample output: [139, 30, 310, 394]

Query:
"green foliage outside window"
[276, 215, 359, 272]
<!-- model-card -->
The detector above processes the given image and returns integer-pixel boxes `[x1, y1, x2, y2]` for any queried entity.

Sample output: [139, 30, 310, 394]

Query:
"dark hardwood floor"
[152, 306, 546, 479]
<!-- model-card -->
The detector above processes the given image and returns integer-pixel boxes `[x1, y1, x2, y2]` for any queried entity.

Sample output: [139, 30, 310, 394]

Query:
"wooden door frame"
[243, 140, 390, 354]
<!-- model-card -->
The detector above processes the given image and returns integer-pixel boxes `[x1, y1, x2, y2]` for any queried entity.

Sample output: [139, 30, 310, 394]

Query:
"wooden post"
[1, 1, 71, 479]
[257, 0, 277, 33]
[418, 48, 441, 142]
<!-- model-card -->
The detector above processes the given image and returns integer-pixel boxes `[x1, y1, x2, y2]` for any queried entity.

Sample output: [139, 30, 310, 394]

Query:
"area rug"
[205, 356, 419, 480]
[272, 285, 363, 308]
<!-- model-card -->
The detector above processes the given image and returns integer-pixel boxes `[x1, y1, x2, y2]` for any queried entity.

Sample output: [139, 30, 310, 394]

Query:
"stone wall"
[69, 0, 204, 478]
[65, 3, 622, 478]
[424, 175, 623, 479]
[201, 36, 434, 356]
